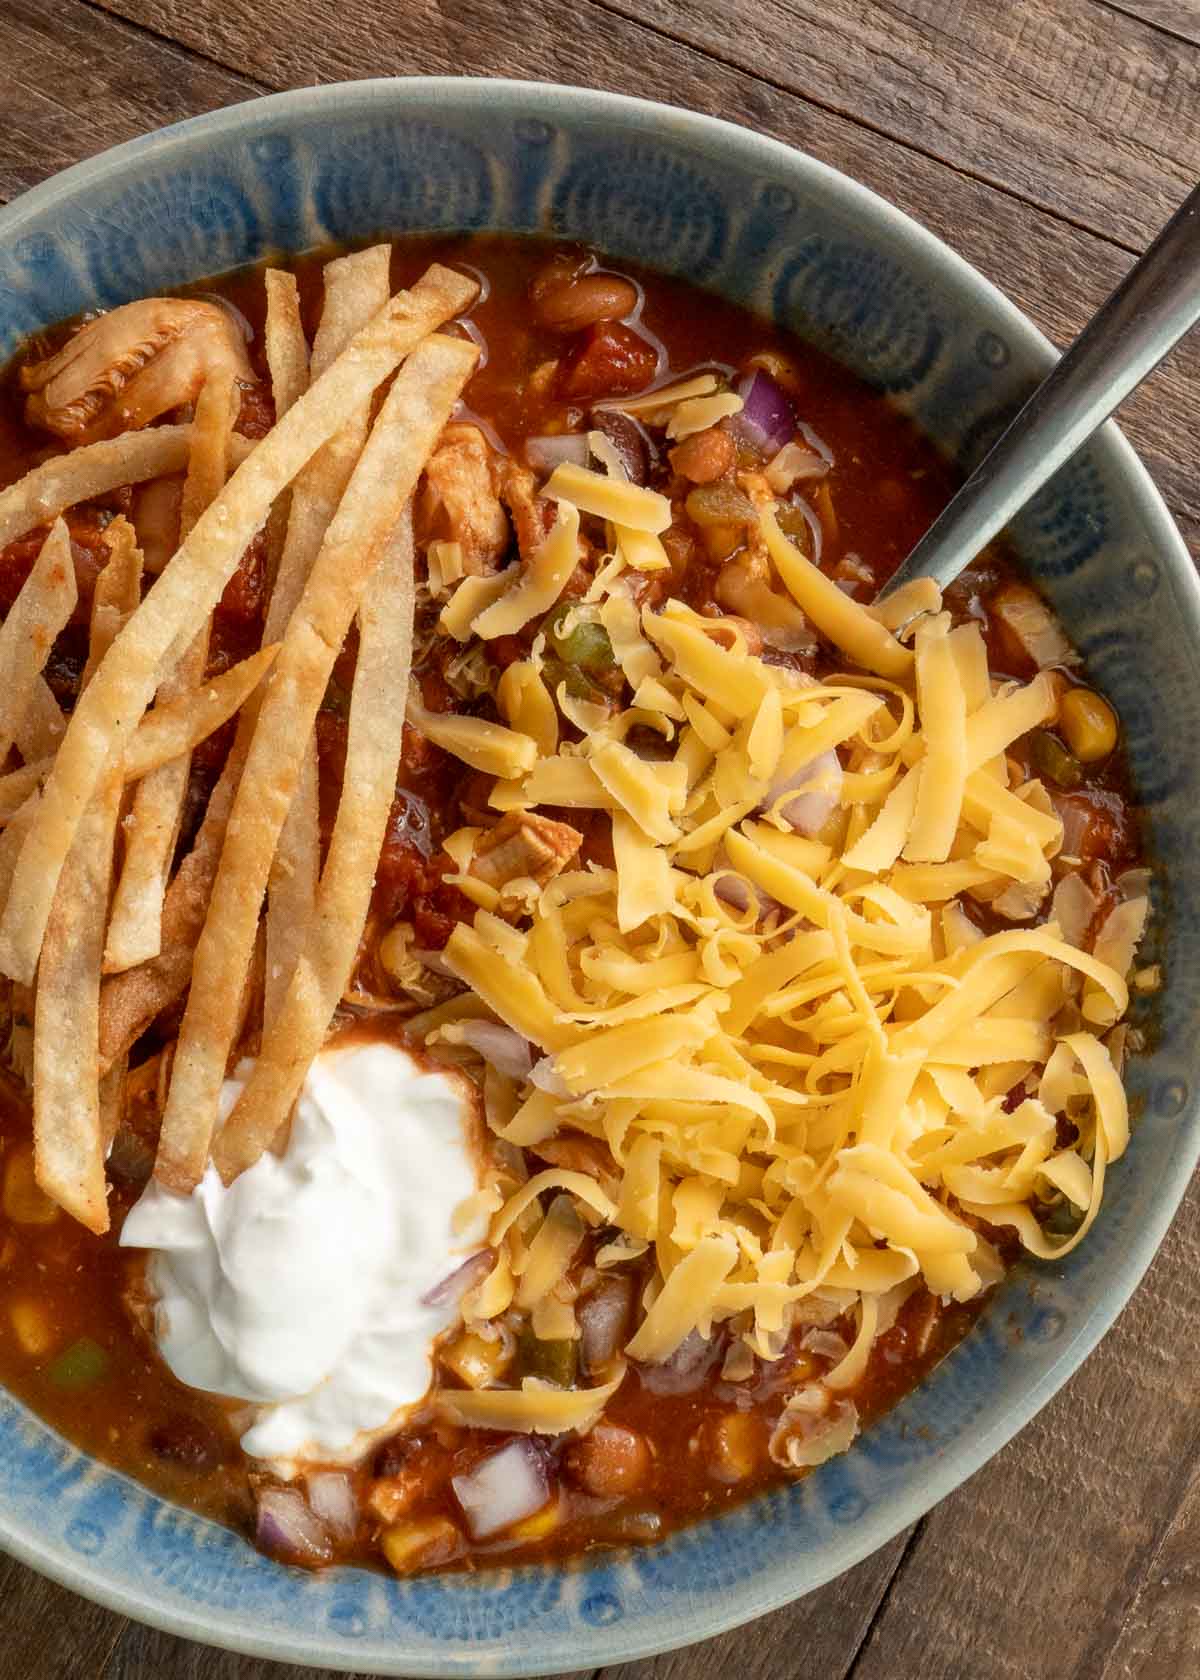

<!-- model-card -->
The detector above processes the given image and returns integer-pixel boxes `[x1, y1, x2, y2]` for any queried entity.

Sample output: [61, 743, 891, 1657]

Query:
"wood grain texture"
[589, 0, 1200, 252]
[846, 1175, 1200, 1680]
[0, 3, 1197, 1678]
[75, 0, 1200, 554]
[0, 0, 256, 207]
[93, 0, 1200, 249]
[1102, 0, 1200, 48]
[594, 1537, 914, 1680]
[0, 1548, 126, 1674]
[1099, 1457, 1200, 1679]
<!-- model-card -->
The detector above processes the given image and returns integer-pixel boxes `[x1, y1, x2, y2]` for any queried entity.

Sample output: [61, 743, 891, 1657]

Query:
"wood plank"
[80, 0, 1200, 559]
[1098, 1458, 1200, 1679]
[839, 1174, 1200, 1680]
[597, 1537, 913, 1680]
[586, 0, 1200, 253]
[0, 1548, 126, 1676]
[102, 1623, 369, 1679]
[1101, 1, 1200, 47]
[99, 1535, 910, 1679]
[0, 0, 258, 208]
[101, 1620, 602, 1680]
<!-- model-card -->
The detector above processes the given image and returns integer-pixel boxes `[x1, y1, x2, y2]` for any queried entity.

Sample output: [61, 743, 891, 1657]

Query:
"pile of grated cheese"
[407, 452, 1145, 1443]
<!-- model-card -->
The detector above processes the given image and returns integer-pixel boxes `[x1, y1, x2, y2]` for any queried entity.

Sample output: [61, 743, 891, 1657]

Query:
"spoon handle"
[878, 180, 1200, 600]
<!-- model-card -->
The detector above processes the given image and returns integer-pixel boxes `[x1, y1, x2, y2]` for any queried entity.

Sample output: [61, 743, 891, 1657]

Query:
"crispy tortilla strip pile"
[0, 260, 478, 1224]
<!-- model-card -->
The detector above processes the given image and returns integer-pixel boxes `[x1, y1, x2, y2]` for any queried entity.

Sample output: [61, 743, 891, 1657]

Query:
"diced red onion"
[453, 1020, 534, 1080]
[412, 947, 457, 979]
[765, 440, 829, 493]
[1116, 867, 1152, 902]
[713, 872, 781, 924]
[579, 1276, 634, 1374]
[304, 1471, 358, 1539]
[769, 1392, 859, 1469]
[800, 1329, 849, 1363]
[731, 370, 796, 454]
[452, 1439, 549, 1539]
[421, 1247, 495, 1312]
[1051, 871, 1100, 948]
[193, 291, 254, 344]
[639, 1329, 723, 1395]
[526, 433, 590, 474]
[992, 585, 1074, 671]
[767, 747, 842, 836]
[529, 1056, 570, 1096]
[255, 1487, 333, 1565]
[1049, 794, 1089, 860]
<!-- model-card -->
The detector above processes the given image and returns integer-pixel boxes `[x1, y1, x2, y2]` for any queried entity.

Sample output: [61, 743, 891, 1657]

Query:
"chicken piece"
[21, 299, 254, 444]
[500, 459, 552, 559]
[470, 811, 582, 891]
[420, 423, 510, 576]
[717, 553, 816, 655]
[533, 1131, 621, 1196]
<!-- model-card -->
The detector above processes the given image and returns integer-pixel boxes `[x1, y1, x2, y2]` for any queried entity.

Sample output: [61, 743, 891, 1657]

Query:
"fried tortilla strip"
[32, 523, 145, 1233]
[0, 262, 477, 986]
[99, 1054, 127, 1154]
[157, 331, 478, 1190]
[105, 370, 239, 972]
[264, 270, 309, 420]
[97, 768, 237, 1072]
[0, 429, 254, 554]
[0, 793, 39, 912]
[267, 245, 393, 640]
[216, 507, 416, 1180]
[33, 768, 120, 1232]
[266, 247, 390, 1027]
[0, 644, 279, 822]
[82, 516, 144, 685]
[0, 519, 76, 766]
[265, 743, 320, 1027]
[15, 678, 66, 763]
[0, 428, 192, 550]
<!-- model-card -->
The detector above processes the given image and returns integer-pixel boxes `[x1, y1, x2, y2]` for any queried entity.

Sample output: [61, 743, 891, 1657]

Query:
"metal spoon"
[877, 180, 1200, 601]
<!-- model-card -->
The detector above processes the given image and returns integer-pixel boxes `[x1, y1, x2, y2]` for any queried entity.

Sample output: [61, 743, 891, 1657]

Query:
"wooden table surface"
[2, 1, 1200, 1675]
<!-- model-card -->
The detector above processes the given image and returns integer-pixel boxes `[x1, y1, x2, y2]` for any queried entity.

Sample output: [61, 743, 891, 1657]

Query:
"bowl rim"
[0, 72, 1198, 1676]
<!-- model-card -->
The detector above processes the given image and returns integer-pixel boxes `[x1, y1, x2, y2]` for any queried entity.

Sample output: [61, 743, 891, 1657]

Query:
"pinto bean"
[564, 1423, 651, 1496]
[670, 426, 736, 484]
[534, 274, 639, 333]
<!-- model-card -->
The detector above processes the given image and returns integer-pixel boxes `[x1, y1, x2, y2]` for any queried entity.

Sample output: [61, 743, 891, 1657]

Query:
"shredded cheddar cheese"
[417, 475, 1146, 1437]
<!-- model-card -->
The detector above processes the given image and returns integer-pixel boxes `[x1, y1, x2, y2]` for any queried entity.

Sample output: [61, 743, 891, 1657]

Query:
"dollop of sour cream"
[120, 1040, 486, 1467]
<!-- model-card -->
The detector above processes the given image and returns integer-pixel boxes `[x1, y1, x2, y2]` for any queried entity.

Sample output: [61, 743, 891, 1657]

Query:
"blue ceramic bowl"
[0, 78, 1196, 1676]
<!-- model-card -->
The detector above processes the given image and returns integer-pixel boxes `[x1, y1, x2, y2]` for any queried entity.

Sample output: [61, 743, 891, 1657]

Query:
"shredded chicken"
[713, 468, 819, 654]
[471, 811, 582, 891]
[21, 298, 253, 444]
[500, 459, 551, 559]
[420, 423, 510, 575]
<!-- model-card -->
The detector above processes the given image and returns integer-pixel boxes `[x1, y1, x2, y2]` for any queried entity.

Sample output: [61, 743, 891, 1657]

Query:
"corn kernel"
[381, 1517, 461, 1576]
[1059, 688, 1118, 763]
[441, 1329, 512, 1390]
[10, 1299, 55, 1357]
[3, 1145, 58, 1227]
[367, 1475, 419, 1524]
[709, 1411, 761, 1483]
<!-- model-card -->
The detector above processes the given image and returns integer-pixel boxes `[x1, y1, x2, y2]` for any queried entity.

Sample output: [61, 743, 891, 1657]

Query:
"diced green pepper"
[541, 655, 608, 706]
[545, 604, 616, 674]
[47, 1336, 109, 1391]
[517, 1325, 578, 1387]
[1030, 730, 1084, 790]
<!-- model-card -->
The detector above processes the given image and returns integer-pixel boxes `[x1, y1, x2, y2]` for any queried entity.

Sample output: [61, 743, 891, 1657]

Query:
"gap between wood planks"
[1095, 0, 1200, 50]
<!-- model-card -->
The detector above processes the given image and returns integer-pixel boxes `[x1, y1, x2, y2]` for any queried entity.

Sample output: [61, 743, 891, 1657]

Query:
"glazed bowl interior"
[0, 78, 1197, 1678]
